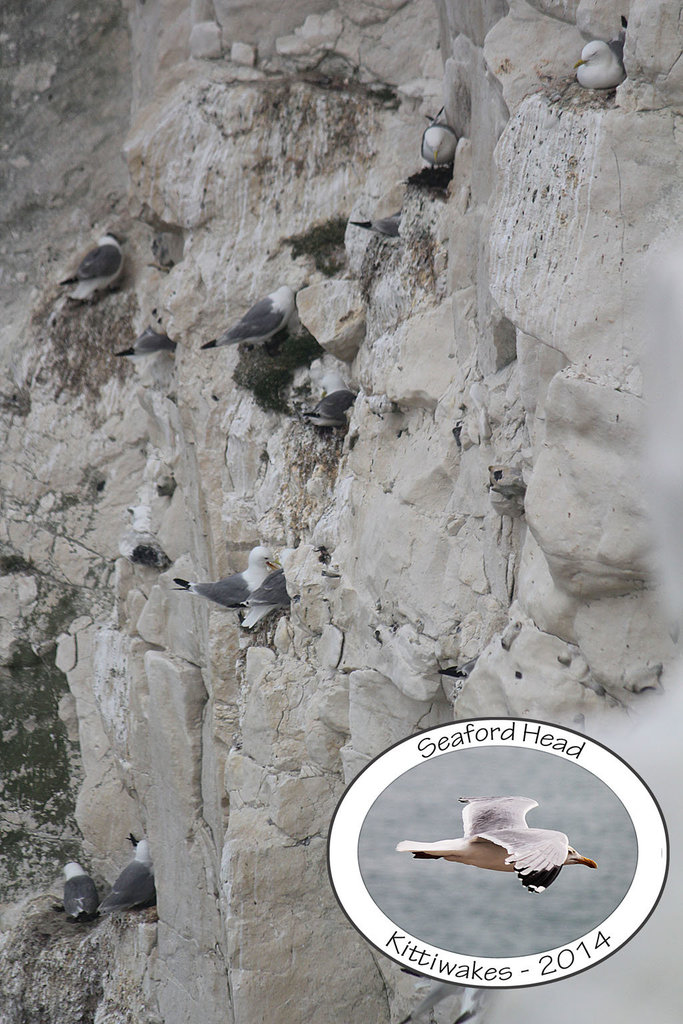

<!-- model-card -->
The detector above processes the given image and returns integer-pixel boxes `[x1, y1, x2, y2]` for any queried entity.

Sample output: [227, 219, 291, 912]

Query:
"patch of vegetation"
[0, 643, 82, 901]
[285, 216, 347, 277]
[0, 551, 34, 575]
[40, 587, 84, 641]
[233, 329, 324, 413]
[130, 544, 171, 570]
[0, 387, 31, 417]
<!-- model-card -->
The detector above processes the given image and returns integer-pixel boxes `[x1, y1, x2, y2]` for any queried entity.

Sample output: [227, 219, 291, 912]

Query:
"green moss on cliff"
[285, 217, 347, 277]
[233, 329, 324, 413]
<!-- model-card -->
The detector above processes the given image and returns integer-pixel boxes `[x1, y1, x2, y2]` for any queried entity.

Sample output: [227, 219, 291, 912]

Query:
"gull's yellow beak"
[578, 856, 598, 868]
[574, 58, 586, 68]
[266, 559, 281, 571]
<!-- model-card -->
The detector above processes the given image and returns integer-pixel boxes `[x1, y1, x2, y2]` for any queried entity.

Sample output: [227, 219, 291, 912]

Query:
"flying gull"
[241, 566, 290, 628]
[63, 862, 99, 921]
[349, 211, 401, 237]
[575, 18, 627, 89]
[98, 838, 156, 913]
[60, 232, 124, 301]
[201, 285, 295, 349]
[115, 326, 177, 358]
[173, 545, 276, 609]
[421, 109, 457, 167]
[397, 796, 597, 893]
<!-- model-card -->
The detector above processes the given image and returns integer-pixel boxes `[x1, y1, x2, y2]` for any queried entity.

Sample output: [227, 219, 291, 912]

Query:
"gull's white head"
[135, 839, 152, 865]
[64, 862, 86, 879]
[565, 846, 598, 868]
[271, 285, 295, 314]
[320, 370, 347, 395]
[574, 40, 625, 88]
[248, 545, 273, 568]
[98, 233, 123, 249]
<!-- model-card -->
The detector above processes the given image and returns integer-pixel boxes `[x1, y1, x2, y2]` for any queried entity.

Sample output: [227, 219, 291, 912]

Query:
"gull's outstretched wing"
[460, 796, 538, 836]
[475, 826, 569, 892]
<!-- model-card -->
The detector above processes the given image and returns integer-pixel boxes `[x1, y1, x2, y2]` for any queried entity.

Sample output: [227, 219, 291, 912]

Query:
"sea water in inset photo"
[358, 745, 637, 957]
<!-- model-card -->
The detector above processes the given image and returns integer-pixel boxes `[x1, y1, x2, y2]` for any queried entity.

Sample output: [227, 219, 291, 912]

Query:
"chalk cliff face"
[0, 1, 680, 1022]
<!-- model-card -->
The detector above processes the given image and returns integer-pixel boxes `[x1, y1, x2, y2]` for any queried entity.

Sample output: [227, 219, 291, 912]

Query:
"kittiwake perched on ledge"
[575, 17, 627, 89]
[173, 545, 276, 608]
[60, 232, 124, 301]
[201, 285, 295, 349]
[397, 796, 597, 893]
[63, 862, 99, 921]
[98, 838, 156, 913]
[421, 109, 457, 167]
[349, 211, 401, 237]
[303, 387, 356, 427]
[241, 566, 290, 628]
[115, 326, 177, 358]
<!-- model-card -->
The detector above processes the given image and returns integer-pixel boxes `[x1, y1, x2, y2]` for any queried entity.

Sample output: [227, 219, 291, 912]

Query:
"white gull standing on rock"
[421, 109, 457, 167]
[60, 232, 124, 300]
[173, 545, 276, 608]
[201, 285, 295, 349]
[98, 838, 156, 913]
[63, 862, 99, 921]
[397, 796, 597, 893]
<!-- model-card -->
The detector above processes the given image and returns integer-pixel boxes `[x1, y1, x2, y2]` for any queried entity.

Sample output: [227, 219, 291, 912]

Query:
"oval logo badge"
[328, 718, 668, 988]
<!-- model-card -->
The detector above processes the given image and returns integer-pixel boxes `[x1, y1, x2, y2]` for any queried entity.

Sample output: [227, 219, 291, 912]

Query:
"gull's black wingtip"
[59, 276, 78, 286]
[621, 14, 628, 28]
[173, 578, 191, 590]
[350, 220, 372, 230]
[115, 347, 135, 357]
[201, 339, 217, 350]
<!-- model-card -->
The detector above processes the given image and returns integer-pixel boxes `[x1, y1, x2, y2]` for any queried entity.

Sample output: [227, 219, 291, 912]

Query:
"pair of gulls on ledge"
[63, 837, 155, 920]
[118, 286, 297, 355]
[350, 109, 457, 238]
[174, 545, 290, 628]
[397, 796, 597, 893]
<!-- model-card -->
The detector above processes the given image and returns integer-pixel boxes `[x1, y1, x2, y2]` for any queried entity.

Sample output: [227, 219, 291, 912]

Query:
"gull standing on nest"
[421, 108, 457, 167]
[60, 232, 124, 301]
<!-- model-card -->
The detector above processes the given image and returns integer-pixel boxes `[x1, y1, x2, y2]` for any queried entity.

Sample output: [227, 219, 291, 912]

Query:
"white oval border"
[328, 717, 669, 988]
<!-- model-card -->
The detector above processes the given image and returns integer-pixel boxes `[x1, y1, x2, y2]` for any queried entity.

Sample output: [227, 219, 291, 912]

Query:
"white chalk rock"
[296, 279, 366, 362]
[230, 41, 256, 66]
[189, 21, 223, 59]
[525, 371, 650, 599]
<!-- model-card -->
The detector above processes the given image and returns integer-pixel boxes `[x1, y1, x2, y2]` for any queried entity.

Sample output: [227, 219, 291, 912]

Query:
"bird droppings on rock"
[30, 292, 137, 405]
